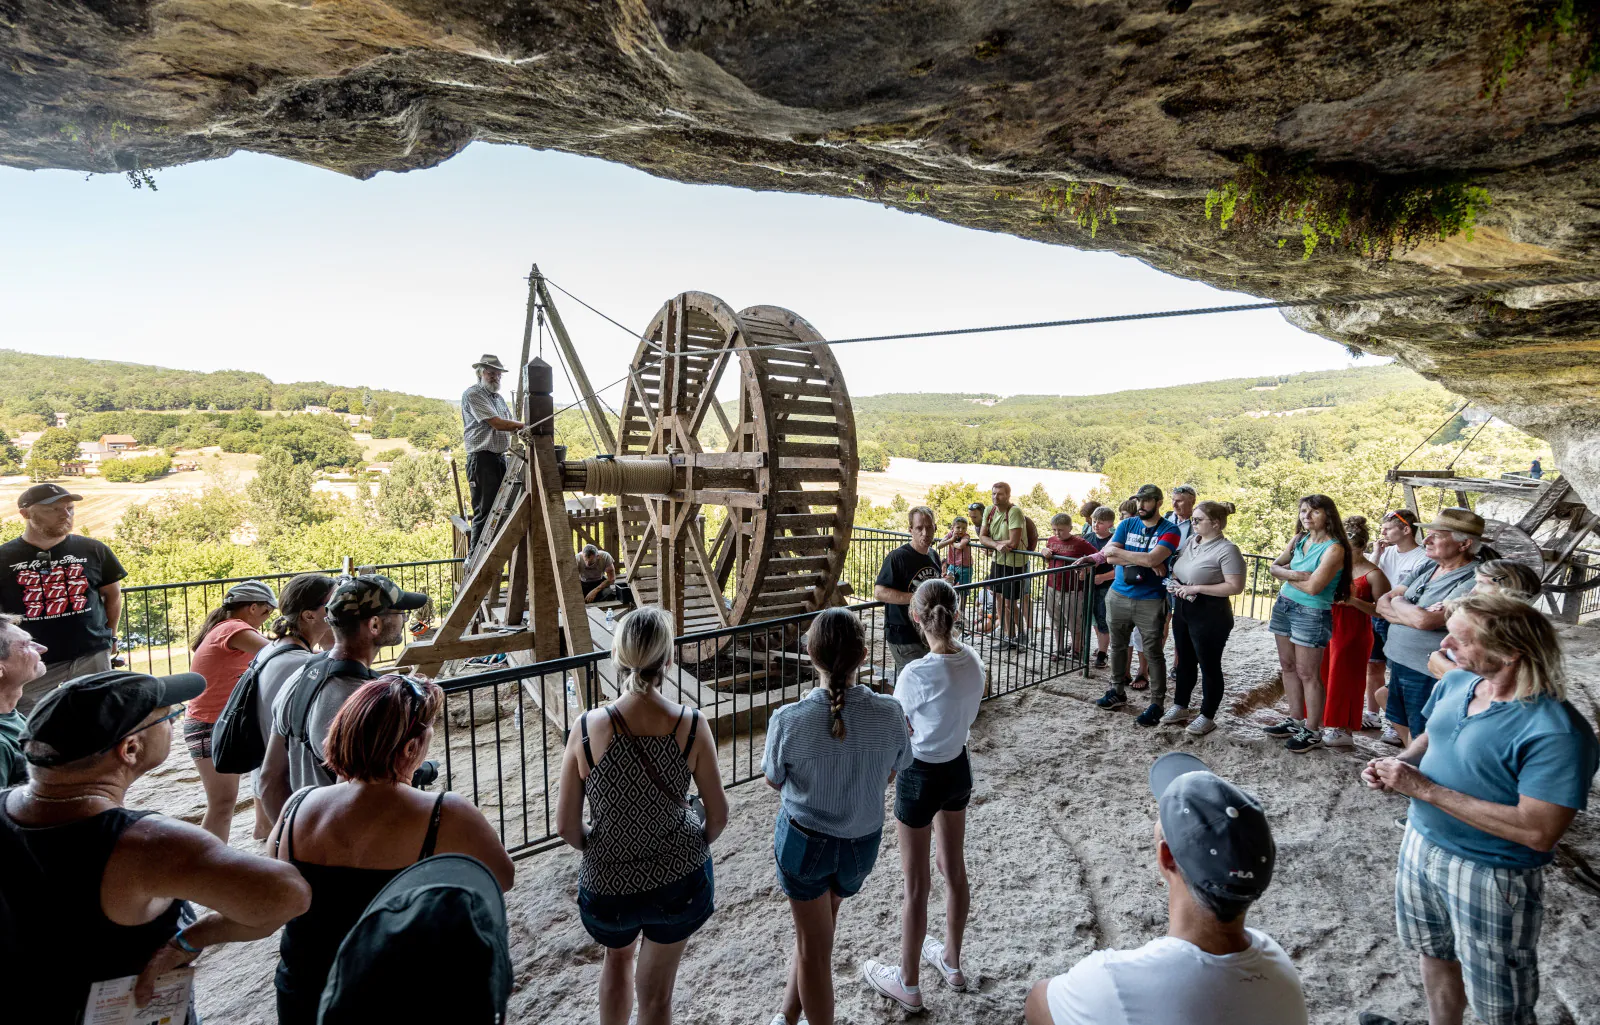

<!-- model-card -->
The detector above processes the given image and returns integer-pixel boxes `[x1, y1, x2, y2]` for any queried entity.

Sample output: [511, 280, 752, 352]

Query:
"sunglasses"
[107, 705, 185, 750]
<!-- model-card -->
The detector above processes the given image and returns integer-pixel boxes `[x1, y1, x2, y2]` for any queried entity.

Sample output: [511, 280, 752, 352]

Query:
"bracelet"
[171, 929, 201, 955]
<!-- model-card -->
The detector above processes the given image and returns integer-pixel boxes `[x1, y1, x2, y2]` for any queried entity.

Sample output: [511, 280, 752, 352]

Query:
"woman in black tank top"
[266, 676, 515, 1025]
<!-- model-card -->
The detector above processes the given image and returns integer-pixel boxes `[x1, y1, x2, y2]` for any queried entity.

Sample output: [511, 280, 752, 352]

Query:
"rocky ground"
[128, 615, 1600, 1024]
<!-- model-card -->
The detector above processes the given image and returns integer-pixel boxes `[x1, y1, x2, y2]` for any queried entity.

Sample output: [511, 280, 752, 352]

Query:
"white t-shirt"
[892, 642, 984, 763]
[1046, 929, 1308, 1025]
[1377, 543, 1430, 590]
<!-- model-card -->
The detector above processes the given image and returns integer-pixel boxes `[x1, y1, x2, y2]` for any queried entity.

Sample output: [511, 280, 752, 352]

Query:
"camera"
[411, 759, 440, 789]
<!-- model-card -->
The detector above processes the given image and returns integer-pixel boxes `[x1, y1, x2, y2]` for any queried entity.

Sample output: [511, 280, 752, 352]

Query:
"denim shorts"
[1386, 661, 1438, 738]
[1369, 617, 1389, 663]
[1268, 594, 1333, 648]
[773, 809, 882, 902]
[895, 748, 972, 829]
[1092, 584, 1110, 633]
[578, 858, 715, 948]
[948, 565, 972, 586]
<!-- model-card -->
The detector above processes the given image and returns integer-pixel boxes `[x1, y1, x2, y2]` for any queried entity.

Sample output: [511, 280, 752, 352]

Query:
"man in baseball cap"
[259, 574, 427, 820]
[1, 671, 311, 1021]
[1025, 753, 1307, 1025]
[0, 483, 127, 715]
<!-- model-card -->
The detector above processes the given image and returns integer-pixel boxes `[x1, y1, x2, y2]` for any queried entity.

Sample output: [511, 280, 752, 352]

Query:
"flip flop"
[862, 961, 924, 1013]
[922, 938, 972, 992]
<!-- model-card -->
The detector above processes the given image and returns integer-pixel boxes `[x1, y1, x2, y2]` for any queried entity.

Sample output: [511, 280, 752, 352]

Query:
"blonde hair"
[1475, 559, 1544, 601]
[1451, 593, 1565, 702]
[1195, 500, 1236, 530]
[612, 606, 673, 694]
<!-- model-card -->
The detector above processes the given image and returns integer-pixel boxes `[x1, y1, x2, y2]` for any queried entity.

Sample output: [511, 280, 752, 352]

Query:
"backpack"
[210, 643, 305, 774]
[1023, 515, 1038, 553]
[282, 654, 379, 777]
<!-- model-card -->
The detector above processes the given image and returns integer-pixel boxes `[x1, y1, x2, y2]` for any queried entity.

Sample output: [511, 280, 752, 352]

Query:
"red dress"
[1321, 573, 1373, 732]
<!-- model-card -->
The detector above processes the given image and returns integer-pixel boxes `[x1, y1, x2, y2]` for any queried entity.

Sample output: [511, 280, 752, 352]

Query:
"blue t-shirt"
[1410, 669, 1600, 868]
[1109, 517, 1180, 601]
[763, 685, 913, 839]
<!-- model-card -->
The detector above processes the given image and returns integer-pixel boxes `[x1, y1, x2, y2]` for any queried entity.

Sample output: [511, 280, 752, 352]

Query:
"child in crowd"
[1042, 513, 1097, 660]
[938, 517, 974, 620]
[864, 578, 985, 1012]
[765, 609, 913, 1025]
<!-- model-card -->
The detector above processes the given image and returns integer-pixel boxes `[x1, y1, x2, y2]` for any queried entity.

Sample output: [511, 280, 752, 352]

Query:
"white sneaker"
[1380, 724, 1403, 746]
[1160, 704, 1194, 725]
[1186, 714, 1216, 736]
[1361, 710, 1384, 730]
[1321, 727, 1354, 748]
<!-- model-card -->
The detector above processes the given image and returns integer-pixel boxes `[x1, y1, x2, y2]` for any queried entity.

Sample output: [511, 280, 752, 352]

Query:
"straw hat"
[472, 354, 509, 372]
[1420, 507, 1485, 537]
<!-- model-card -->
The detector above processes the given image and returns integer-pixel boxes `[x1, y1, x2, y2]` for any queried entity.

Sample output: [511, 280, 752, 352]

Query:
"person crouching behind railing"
[765, 608, 913, 1025]
[557, 606, 729, 1025]
[863, 578, 986, 1013]
[266, 675, 513, 1025]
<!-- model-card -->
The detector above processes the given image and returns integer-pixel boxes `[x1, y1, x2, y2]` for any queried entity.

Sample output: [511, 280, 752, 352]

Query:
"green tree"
[258, 415, 362, 469]
[0, 439, 22, 475]
[25, 455, 61, 481]
[858, 440, 887, 473]
[247, 447, 318, 531]
[1021, 482, 1053, 511]
[375, 452, 452, 531]
[923, 481, 987, 526]
[32, 428, 81, 464]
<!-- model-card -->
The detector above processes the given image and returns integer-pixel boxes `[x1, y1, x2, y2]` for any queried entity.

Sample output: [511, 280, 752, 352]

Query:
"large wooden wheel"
[611, 292, 857, 636]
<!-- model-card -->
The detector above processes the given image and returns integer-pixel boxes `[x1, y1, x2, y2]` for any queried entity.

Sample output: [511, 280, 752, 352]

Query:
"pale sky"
[0, 143, 1380, 405]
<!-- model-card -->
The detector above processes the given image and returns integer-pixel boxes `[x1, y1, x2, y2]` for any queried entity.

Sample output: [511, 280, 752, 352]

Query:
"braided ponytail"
[806, 608, 867, 740]
[911, 577, 958, 646]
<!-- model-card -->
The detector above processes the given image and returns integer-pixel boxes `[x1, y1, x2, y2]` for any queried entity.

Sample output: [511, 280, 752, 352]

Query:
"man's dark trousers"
[466, 450, 508, 551]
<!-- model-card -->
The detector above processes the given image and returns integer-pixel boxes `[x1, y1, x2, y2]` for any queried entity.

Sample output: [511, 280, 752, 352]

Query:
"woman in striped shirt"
[763, 609, 913, 1025]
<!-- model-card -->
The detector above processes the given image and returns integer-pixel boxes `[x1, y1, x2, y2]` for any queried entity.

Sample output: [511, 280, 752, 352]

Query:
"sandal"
[862, 961, 924, 1013]
[1130, 675, 1149, 691]
[922, 937, 972, 992]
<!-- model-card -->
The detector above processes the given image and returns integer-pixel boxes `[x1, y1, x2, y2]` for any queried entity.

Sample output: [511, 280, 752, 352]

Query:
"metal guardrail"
[116, 559, 462, 677]
[431, 560, 1094, 856]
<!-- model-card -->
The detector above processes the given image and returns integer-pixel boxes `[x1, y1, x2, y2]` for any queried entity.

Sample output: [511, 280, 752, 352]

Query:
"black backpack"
[282, 654, 379, 777]
[210, 643, 305, 774]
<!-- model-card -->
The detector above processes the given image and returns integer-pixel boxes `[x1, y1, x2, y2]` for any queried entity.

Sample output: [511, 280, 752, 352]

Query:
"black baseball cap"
[319, 854, 511, 1023]
[1148, 752, 1275, 904]
[18, 483, 83, 509]
[21, 670, 205, 766]
[1135, 483, 1164, 504]
[327, 574, 428, 622]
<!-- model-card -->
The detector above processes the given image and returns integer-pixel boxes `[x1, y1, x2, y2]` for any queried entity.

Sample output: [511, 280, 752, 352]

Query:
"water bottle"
[605, 608, 614, 626]
[566, 675, 577, 707]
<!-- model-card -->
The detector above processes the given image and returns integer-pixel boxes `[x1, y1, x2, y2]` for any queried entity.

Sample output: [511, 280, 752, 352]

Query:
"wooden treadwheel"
[613, 292, 858, 637]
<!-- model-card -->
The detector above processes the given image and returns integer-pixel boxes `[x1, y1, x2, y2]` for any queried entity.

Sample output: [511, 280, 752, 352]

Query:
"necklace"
[23, 789, 113, 804]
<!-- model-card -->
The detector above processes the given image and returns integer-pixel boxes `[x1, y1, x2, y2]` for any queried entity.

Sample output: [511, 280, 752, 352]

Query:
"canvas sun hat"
[472, 354, 509, 372]
[22, 670, 206, 766]
[1420, 506, 1485, 537]
[1148, 752, 1275, 905]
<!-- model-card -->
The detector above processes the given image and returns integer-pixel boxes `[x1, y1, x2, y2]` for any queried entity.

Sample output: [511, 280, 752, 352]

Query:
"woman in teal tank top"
[1264, 495, 1353, 753]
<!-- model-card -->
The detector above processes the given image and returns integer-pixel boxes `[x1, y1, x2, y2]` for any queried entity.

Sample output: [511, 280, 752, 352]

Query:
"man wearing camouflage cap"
[259, 574, 427, 819]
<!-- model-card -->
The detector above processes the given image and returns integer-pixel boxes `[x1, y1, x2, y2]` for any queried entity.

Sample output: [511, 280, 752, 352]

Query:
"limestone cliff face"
[5, 1, 1600, 498]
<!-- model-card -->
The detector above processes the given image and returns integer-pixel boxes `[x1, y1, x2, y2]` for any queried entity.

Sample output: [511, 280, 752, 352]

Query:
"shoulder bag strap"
[682, 708, 700, 758]
[607, 705, 691, 810]
[274, 786, 316, 862]
[419, 792, 446, 860]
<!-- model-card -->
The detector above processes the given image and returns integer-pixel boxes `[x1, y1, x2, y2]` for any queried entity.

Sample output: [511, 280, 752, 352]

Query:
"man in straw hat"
[1376, 507, 1485, 747]
[461, 354, 525, 551]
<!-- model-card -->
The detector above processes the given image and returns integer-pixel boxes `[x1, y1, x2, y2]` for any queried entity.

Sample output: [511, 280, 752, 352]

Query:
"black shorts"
[894, 748, 973, 829]
[986, 563, 1027, 600]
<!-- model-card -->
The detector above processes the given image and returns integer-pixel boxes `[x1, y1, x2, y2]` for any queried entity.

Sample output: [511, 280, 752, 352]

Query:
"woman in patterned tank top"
[557, 606, 729, 1025]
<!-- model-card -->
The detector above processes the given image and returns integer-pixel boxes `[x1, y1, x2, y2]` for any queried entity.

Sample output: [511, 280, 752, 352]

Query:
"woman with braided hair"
[556, 605, 729, 1025]
[764, 608, 913, 1025]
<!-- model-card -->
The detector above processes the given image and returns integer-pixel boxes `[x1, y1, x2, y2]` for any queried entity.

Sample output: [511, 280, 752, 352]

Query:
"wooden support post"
[524, 358, 595, 669]
[533, 265, 618, 454]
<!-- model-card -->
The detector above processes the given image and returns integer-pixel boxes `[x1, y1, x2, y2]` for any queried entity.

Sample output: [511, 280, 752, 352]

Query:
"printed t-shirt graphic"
[1109, 516, 1180, 601]
[0, 535, 127, 664]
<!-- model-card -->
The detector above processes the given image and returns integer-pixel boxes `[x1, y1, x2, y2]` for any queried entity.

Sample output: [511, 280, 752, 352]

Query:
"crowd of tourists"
[1, 453, 1597, 1025]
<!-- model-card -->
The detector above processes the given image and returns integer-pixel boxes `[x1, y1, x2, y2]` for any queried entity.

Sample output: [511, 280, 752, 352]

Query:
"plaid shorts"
[1395, 826, 1545, 1025]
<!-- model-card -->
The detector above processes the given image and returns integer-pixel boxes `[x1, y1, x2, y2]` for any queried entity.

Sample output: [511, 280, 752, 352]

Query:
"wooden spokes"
[614, 293, 857, 639]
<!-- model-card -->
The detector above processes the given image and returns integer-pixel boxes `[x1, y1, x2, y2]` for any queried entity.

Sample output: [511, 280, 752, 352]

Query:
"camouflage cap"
[327, 574, 429, 621]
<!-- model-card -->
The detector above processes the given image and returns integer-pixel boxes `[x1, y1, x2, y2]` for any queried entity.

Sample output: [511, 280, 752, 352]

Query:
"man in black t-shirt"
[0, 484, 127, 713]
[873, 505, 943, 681]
